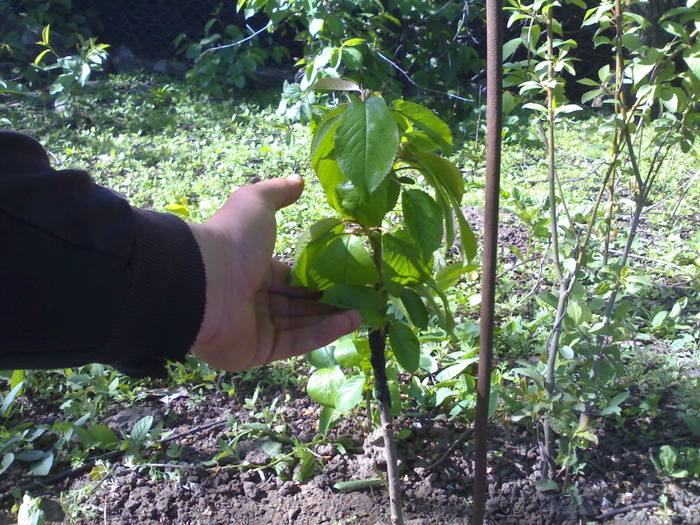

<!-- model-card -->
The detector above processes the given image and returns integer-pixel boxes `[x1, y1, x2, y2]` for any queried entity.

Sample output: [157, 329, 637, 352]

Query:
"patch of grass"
[3, 73, 700, 515]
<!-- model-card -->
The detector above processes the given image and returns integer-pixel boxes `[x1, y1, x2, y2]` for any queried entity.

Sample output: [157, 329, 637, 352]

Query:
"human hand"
[187, 175, 362, 372]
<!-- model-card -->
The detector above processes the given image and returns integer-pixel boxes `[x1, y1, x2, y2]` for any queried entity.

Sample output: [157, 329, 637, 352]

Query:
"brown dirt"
[2, 204, 700, 524]
[1, 370, 700, 525]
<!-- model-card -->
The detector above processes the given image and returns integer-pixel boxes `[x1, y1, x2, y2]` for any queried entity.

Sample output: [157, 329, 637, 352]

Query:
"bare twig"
[595, 501, 660, 521]
[141, 463, 200, 470]
[515, 245, 550, 306]
[495, 256, 541, 279]
[196, 22, 272, 63]
[373, 48, 472, 102]
[606, 249, 695, 275]
[425, 426, 474, 470]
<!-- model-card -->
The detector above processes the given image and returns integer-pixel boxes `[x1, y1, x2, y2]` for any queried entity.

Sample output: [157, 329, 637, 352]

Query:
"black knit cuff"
[101, 208, 206, 377]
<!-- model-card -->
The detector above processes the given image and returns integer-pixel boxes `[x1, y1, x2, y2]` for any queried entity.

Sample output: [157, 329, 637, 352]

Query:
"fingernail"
[287, 173, 303, 181]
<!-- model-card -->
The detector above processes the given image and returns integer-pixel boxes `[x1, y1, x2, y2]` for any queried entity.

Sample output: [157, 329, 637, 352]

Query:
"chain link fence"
[74, 0, 244, 58]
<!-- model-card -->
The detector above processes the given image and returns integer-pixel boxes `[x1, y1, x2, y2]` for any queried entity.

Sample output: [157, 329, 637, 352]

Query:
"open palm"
[187, 176, 361, 371]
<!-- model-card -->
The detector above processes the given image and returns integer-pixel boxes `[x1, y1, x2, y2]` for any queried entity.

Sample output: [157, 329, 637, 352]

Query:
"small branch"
[595, 501, 660, 521]
[425, 427, 474, 470]
[197, 21, 272, 62]
[373, 48, 472, 102]
[495, 256, 541, 279]
[140, 463, 200, 470]
[515, 245, 550, 306]
[606, 249, 695, 275]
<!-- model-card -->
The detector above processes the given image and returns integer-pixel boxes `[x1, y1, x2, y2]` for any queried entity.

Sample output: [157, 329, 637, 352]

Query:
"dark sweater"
[0, 131, 206, 377]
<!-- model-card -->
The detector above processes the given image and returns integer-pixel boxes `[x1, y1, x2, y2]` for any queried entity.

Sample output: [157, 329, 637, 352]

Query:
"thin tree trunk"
[369, 328, 404, 524]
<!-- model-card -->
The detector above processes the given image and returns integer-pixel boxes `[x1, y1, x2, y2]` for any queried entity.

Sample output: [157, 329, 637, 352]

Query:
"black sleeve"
[0, 130, 206, 377]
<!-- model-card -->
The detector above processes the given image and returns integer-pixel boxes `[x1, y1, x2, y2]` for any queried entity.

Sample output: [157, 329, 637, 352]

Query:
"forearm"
[0, 131, 205, 376]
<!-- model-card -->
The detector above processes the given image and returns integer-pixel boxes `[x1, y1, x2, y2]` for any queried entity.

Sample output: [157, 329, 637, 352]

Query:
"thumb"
[252, 174, 305, 211]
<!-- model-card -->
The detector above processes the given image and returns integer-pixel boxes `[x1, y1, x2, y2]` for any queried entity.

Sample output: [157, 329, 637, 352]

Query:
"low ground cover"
[1, 76, 700, 524]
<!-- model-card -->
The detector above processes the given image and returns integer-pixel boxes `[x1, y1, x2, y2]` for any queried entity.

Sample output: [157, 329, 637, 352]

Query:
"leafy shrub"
[236, 0, 485, 98]
[33, 25, 109, 110]
[0, 0, 102, 86]
[174, 5, 290, 95]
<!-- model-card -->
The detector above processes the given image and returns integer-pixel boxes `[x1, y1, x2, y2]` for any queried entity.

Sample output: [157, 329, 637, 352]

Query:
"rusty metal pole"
[471, 0, 503, 521]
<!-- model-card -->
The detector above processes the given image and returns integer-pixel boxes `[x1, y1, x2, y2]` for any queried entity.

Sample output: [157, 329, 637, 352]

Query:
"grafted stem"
[368, 328, 404, 524]
[368, 233, 404, 525]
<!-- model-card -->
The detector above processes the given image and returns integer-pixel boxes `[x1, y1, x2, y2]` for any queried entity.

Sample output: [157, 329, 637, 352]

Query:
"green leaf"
[316, 159, 346, 214]
[581, 89, 602, 104]
[435, 358, 478, 382]
[406, 152, 476, 261]
[536, 291, 559, 309]
[600, 390, 629, 416]
[659, 445, 677, 471]
[334, 478, 385, 491]
[1, 381, 23, 417]
[535, 479, 559, 492]
[609, 390, 630, 407]
[567, 300, 591, 324]
[256, 440, 283, 459]
[33, 48, 52, 66]
[393, 99, 453, 155]
[382, 230, 431, 294]
[16, 450, 44, 462]
[682, 415, 700, 437]
[321, 284, 384, 327]
[311, 108, 346, 168]
[290, 218, 344, 289]
[335, 176, 400, 227]
[400, 289, 429, 329]
[41, 24, 51, 46]
[307, 368, 346, 407]
[577, 78, 600, 87]
[402, 189, 443, 260]
[389, 321, 421, 373]
[335, 97, 399, 198]
[409, 151, 464, 203]
[632, 62, 656, 84]
[0, 453, 14, 475]
[441, 192, 456, 249]
[555, 104, 582, 115]
[451, 203, 477, 262]
[17, 494, 46, 525]
[342, 38, 366, 47]
[88, 425, 118, 446]
[318, 406, 335, 436]
[293, 448, 317, 483]
[335, 375, 366, 412]
[307, 346, 337, 369]
[342, 47, 363, 70]
[130, 416, 154, 443]
[435, 262, 476, 290]
[28, 451, 54, 477]
[503, 37, 522, 59]
[651, 310, 668, 329]
[316, 234, 380, 286]
[684, 55, 700, 81]
[560, 346, 574, 359]
[309, 18, 324, 36]
[334, 338, 363, 368]
[311, 77, 362, 92]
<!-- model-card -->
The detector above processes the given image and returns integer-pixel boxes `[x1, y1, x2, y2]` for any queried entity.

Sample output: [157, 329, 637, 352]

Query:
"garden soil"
[1, 209, 700, 524]
[1, 376, 700, 525]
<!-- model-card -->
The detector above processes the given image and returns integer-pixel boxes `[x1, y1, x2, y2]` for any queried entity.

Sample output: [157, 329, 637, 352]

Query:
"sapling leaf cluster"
[291, 80, 476, 524]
